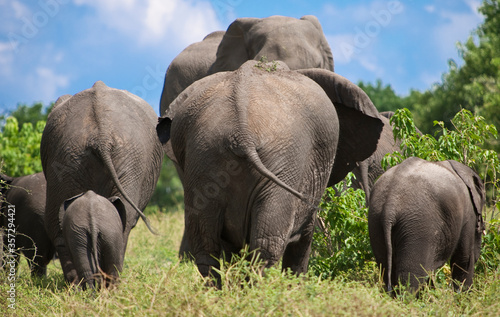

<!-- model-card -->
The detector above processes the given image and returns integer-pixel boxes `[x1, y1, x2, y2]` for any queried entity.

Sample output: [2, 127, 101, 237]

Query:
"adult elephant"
[1, 172, 55, 277]
[159, 15, 334, 114]
[157, 61, 383, 282]
[159, 31, 225, 115]
[41, 81, 164, 284]
[368, 157, 485, 294]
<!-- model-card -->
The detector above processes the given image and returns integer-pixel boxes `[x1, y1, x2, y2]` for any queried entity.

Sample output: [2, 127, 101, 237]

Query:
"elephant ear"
[297, 69, 384, 186]
[209, 17, 258, 73]
[59, 192, 85, 230]
[300, 15, 334, 72]
[108, 196, 127, 232]
[447, 160, 486, 232]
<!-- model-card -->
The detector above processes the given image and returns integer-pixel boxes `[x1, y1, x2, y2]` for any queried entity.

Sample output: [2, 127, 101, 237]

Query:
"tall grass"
[1, 207, 500, 316]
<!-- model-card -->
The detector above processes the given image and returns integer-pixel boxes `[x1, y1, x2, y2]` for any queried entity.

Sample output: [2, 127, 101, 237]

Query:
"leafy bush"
[148, 159, 184, 212]
[0, 116, 45, 177]
[310, 174, 374, 278]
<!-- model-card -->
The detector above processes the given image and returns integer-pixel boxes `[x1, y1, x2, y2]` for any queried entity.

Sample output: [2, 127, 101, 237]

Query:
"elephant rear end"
[369, 157, 485, 294]
[62, 191, 126, 289]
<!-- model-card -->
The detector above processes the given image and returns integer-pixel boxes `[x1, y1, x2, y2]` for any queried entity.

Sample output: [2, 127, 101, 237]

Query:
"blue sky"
[0, 0, 484, 116]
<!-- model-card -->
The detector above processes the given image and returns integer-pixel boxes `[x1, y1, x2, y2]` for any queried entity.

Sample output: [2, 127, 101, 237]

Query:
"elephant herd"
[1, 15, 485, 295]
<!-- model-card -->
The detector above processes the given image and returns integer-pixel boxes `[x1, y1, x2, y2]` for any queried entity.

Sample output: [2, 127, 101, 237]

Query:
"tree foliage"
[1, 102, 53, 131]
[310, 174, 373, 278]
[357, 79, 406, 113]
[407, 0, 500, 146]
[0, 117, 45, 177]
[148, 159, 184, 212]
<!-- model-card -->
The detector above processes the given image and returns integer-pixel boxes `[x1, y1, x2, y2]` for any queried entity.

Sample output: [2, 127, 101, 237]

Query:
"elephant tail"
[88, 215, 101, 289]
[99, 148, 157, 235]
[384, 222, 393, 293]
[238, 144, 306, 202]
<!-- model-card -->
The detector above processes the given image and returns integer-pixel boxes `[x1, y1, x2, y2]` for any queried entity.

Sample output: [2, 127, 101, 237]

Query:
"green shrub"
[0, 117, 45, 177]
[310, 174, 374, 278]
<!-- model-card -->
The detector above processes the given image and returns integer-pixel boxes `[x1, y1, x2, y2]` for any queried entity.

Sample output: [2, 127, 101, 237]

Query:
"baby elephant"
[368, 157, 485, 294]
[61, 191, 126, 289]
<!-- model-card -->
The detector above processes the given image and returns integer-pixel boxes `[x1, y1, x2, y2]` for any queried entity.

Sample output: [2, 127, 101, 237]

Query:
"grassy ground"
[1, 207, 500, 316]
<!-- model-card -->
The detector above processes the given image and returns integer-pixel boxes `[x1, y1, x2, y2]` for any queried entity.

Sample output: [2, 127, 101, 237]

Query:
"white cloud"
[424, 5, 435, 13]
[322, 0, 406, 77]
[26, 67, 70, 103]
[0, 42, 14, 77]
[432, 3, 483, 61]
[73, 0, 222, 49]
[11, 0, 31, 18]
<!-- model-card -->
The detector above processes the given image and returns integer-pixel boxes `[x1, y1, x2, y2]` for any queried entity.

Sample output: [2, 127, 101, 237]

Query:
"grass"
[1, 206, 500, 316]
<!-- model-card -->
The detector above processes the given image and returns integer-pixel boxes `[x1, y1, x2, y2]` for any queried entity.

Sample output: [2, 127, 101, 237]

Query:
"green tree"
[0, 117, 45, 177]
[148, 159, 184, 212]
[1, 102, 53, 131]
[357, 79, 406, 113]
[408, 0, 500, 147]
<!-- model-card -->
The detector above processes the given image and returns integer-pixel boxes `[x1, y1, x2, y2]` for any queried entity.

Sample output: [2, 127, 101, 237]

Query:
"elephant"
[159, 15, 334, 114]
[156, 60, 383, 282]
[368, 157, 485, 294]
[40, 81, 164, 284]
[159, 31, 225, 115]
[1, 172, 55, 277]
[61, 191, 126, 289]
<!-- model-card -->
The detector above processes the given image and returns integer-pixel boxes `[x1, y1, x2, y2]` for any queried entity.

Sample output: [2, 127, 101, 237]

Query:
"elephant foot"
[197, 264, 221, 288]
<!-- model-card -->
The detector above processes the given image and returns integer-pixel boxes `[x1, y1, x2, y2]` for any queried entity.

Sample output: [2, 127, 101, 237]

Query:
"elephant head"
[160, 15, 333, 115]
[209, 15, 333, 74]
[60, 191, 127, 289]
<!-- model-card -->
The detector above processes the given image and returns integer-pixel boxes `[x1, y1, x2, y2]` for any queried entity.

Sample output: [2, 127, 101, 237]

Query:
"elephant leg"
[21, 246, 45, 278]
[282, 214, 315, 274]
[393, 243, 433, 293]
[183, 198, 223, 280]
[450, 237, 476, 291]
[71, 244, 100, 289]
[178, 230, 193, 261]
[46, 196, 78, 283]
[54, 235, 79, 284]
[248, 192, 295, 271]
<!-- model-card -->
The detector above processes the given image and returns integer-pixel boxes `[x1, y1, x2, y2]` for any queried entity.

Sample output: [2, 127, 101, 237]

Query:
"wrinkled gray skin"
[159, 15, 334, 114]
[368, 157, 485, 294]
[41, 81, 163, 284]
[61, 191, 126, 289]
[157, 61, 383, 282]
[1, 172, 54, 277]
